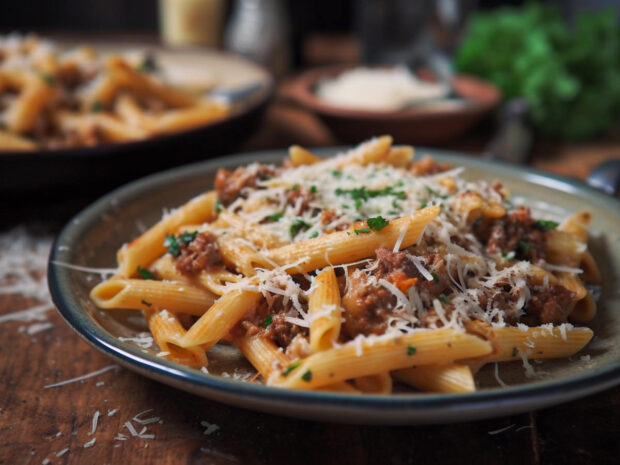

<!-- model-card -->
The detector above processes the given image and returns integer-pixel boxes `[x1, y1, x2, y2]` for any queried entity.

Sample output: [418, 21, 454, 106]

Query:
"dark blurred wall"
[0, 0, 158, 33]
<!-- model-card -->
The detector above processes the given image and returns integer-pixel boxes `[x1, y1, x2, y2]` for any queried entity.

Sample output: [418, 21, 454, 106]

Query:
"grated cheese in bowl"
[315, 66, 448, 111]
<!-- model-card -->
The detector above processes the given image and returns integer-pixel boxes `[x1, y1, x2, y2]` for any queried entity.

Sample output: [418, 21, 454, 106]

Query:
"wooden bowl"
[286, 65, 501, 144]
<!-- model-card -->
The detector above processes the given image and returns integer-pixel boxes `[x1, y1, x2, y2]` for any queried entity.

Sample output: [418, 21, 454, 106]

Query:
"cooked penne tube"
[147, 309, 208, 368]
[465, 321, 593, 362]
[352, 372, 393, 394]
[218, 235, 276, 276]
[385, 145, 414, 167]
[335, 135, 392, 167]
[4, 75, 57, 133]
[178, 289, 262, 348]
[269, 329, 492, 390]
[0, 130, 37, 150]
[265, 206, 440, 273]
[392, 364, 475, 393]
[288, 145, 322, 166]
[234, 334, 290, 379]
[151, 104, 229, 134]
[117, 191, 218, 277]
[90, 278, 215, 316]
[570, 293, 597, 323]
[309, 267, 342, 352]
[150, 253, 242, 296]
[218, 210, 288, 249]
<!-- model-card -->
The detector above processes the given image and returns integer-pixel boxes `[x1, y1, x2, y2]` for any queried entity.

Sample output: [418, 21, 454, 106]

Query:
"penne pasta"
[392, 364, 476, 393]
[265, 206, 440, 273]
[269, 329, 492, 390]
[90, 278, 215, 316]
[117, 191, 217, 277]
[308, 267, 342, 352]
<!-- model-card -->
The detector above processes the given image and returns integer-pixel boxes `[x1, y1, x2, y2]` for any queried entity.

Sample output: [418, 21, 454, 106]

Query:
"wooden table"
[1, 96, 619, 465]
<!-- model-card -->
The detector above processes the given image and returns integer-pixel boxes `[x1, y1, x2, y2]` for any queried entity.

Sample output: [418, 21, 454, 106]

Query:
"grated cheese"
[44, 364, 120, 389]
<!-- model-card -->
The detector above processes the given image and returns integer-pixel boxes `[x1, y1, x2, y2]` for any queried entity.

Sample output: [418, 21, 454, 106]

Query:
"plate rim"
[47, 147, 620, 423]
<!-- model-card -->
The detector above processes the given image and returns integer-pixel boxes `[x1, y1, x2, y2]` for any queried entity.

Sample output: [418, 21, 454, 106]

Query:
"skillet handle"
[587, 159, 620, 196]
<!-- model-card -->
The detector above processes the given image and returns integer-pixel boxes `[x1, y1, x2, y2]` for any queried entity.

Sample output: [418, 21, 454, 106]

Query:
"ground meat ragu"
[285, 187, 314, 215]
[234, 292, 308, 348]
[475, 206, 547, 262]
[522, 284, 576, 325]
[176, 232, 221, 274]
[214, 164, 278, 205]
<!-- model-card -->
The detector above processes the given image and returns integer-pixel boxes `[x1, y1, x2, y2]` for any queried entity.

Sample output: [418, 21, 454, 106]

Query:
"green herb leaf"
[264, 212, 284, 222]
[164, 234, 181, 257]
[301, 370, 312, 382]
[438, 293, 451, 303]
[331, 170, 343, 178]
[263, 315, 273, 328]
[40, 73, 56, 86]
[179, 230, 198, 244]
[354, 227, 371, 235]
[310, 185, 318, 194]
[289, 184, 300, 191]
[425, 185, 448, 199]
[290, 219, 311, 238]
[518, 240, 533, 253]
[215, 199, 223, 213]
[407, 345, 417, 356]
[309, 231, 319, 238]
[501, 251, 515, 260]
[91, 100, 103, 113]
[136, 265, 155, 280]
[281, 361, 301, 376]
[534, 220, 559, 231]
[431, 272, 439, 283]
[367, 216, 389, 231]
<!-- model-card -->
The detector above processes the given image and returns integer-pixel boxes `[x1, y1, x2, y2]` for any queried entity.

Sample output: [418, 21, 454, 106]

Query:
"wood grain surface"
[1, 63, 620, 464]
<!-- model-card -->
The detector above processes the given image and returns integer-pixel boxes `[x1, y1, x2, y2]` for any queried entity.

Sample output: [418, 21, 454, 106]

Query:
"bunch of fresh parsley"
[455, 3, 620, 140]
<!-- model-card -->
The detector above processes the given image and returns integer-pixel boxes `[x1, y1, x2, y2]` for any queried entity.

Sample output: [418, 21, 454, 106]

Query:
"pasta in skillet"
[0, 34, 228, 150]
[91, 136, 598, 393]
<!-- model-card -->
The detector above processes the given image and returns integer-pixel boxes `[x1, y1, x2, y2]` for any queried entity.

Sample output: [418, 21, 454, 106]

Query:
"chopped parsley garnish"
[310, 185, 318, 193]
[431, 272, 440, 283]
[501, 251, 516, 260]
[534, 220, 559, 231]
[438, 293, 451, 303]
[140, 299, 152, 307]
[263, 315, 273, 327]
[281, 361, 301, 376]
[331, 170, 343, 178]
[164, 234, 181, 257]
[425, 185, 448, 199]
[165, 231, 198, 256]
[388, 211, 399, 216]
[367, 216, 389, 231]
[309, 231, 319, 238]
[334, 186, 406, 209]
[215, 199, 223, 213]
[518, 240, 533, 254]
[290, 219, 311, 238]
[301, 370, 312, 382]
[512, 347, 519, 357]
[407, 345, 417, 356]
[264, 212, 284, 222]
[289, 184, 300, 191]
[354, 227, 371, 235]
[395, 180, 404, 187]
[91, 100, 103, 113]
[420, 202, 427, 209]
[40, 73, 56, 86]
[179, 230, 198, 244]
[136, 266, 155, 280]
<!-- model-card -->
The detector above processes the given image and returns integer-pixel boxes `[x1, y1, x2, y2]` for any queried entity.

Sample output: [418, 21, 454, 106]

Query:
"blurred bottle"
[159, 0, 227, 47]
[224, 0, 290, 77]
